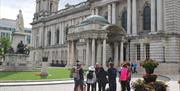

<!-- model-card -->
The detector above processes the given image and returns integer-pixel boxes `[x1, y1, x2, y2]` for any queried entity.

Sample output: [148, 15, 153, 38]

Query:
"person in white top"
[86, 66, 96, 91]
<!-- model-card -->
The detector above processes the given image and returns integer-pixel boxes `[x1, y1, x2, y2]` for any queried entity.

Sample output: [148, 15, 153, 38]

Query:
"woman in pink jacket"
[119, 64, 130, 91]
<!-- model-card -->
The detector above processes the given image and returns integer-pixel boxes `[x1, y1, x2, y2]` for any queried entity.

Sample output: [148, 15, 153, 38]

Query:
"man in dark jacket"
[107, 62, 117, 91]
[95, 63, 101, 91]
[97, 67, 108, 91]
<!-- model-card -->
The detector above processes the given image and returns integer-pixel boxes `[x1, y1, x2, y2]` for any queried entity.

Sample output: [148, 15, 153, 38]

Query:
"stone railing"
[91, 0, 119, 8]
[56, 1, 89, 15]
[68, 24, 102, 34]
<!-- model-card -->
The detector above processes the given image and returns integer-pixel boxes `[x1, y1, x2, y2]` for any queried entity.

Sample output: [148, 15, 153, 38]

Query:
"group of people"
[71, 62, 132, 91]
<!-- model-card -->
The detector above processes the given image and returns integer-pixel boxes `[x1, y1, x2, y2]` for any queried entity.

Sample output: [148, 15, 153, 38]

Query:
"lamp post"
[128, 38, 131, 62]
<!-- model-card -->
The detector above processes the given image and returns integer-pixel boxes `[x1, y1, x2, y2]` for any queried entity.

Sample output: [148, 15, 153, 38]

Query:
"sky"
[0, 0, 87, 28]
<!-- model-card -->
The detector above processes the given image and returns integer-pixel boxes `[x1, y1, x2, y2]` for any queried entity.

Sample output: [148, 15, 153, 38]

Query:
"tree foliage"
[0, 37, 11, 55]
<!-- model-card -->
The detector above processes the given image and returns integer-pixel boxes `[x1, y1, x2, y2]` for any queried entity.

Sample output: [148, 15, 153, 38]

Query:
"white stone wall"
[166, 36, 180, 62]
[164, 0, 180, 33]
[150, 40, 164, 62]
[129, 42, 137, 62]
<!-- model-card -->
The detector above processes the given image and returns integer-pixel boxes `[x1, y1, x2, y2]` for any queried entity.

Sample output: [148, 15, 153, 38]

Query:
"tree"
[0, 37, 11, 55]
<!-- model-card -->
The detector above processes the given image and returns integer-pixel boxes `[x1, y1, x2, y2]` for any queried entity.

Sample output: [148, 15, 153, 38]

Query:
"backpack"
[87, 72, 93, 79]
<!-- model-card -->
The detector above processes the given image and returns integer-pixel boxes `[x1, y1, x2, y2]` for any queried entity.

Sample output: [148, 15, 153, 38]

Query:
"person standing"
[74, 64, 84, 91]
[126, 63, 131, 91]
[133, 63, 138, 73]
[86, 66, 96, 91]
[107, 62, 117, 91]
[95, 63, 101, 91]
[119, 64, 129, 91]
[131, 63, 134, 73]
[97, 67, 108, 91]
[72, 66, 79, 91]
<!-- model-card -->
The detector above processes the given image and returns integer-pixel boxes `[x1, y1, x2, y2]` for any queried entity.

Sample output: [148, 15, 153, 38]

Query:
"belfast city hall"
[31, 0, 180, 74]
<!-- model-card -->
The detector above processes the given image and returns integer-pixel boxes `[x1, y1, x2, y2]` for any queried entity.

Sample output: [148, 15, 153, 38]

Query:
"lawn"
[0, 68, 71, 81]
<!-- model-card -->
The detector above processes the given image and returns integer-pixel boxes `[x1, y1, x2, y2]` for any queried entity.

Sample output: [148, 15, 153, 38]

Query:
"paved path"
[0, 74, 179, 91]
[0, 77, 179, 91]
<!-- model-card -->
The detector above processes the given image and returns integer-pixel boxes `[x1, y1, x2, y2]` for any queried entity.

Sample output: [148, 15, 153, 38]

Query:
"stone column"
[114, 42, 119, 67]
[151, 0, 156, 33]
[95, 8, 99, 15]
[103, 39, 106, 67]
[157, 0, 163, 32]
[91, 39, 95, 66]
[120, 41, 124, 64]
[67, 41, 71, 66]
[91, 8, 95, 15]
[62, 22, 65, 44]
[97, 40, 102, 65]
[61, 22, 64, 44]
[132, 0, 137, 36]
[140, 43, 144, 61]
[108, 4, 112, 23]
[112, 3, 116, 24]
[86, 40, 90, 67]
[127, 0, 132, 35]
[59, 23, 61, 45]
[71, 41, 75, 65]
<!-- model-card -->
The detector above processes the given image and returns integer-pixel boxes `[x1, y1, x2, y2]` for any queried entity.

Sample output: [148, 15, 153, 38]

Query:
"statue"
[16, 41, 25, 54]
[7, 47, 14, 54]
[16, 10, 24, 32]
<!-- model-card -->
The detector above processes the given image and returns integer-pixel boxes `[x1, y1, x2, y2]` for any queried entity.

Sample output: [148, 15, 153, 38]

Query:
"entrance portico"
[67, 15, 126, 67]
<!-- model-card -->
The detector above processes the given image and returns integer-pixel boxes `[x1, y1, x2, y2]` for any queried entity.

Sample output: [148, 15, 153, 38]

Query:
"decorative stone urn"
[132, 59, 167, 91]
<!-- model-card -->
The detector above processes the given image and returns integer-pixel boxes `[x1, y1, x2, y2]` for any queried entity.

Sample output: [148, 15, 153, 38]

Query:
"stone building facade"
[31, 0, 180, 73]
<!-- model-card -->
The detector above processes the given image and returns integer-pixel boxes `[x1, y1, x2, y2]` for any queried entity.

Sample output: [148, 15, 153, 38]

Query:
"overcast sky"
[0, 0, 87, 28]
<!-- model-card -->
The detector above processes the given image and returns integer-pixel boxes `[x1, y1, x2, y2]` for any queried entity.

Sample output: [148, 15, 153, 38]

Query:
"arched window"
[143, 6, 151, 31]
[56, 29, 59, 44]
[122, 10, 127, 32]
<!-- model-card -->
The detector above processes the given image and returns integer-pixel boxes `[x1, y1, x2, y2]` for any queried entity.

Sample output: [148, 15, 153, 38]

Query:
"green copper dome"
[81, 15, 109, 25]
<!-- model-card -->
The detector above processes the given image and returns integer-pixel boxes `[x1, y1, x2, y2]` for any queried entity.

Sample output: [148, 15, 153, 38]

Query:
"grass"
[0, 68, 70, 81]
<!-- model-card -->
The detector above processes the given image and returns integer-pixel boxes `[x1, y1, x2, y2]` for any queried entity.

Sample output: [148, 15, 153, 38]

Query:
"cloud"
[0, 0, 87, 28]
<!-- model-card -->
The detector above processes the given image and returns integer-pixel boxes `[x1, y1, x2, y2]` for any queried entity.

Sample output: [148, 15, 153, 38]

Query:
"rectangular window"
[137, 44, 141, 60]
[146, 44, 150, 59]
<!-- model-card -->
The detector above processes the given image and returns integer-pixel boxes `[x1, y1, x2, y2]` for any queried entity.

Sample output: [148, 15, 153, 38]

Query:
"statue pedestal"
[12, 32, 26, 52]
[2, 54, 34, 71]
[40, 57, 48, 76]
